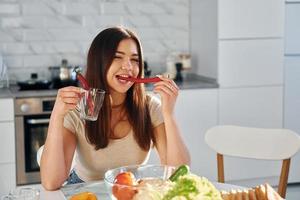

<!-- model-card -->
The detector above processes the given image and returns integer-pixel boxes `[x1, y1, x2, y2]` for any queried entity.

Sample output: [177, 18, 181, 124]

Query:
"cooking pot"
[17, 79, 52, 90]
[17, 73, 51, 90]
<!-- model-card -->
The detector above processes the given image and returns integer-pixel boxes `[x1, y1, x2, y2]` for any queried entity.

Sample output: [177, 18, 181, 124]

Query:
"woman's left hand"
[153, 75, 179, 116]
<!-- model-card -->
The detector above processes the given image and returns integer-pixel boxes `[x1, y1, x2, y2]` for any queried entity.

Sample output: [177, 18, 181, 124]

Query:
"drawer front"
[218, 39, 284, 87]
[0, 122, 15, 163]
[0, 98, 14, 121]
[219, 86, 283, 129]
[0, 163, 16, 197]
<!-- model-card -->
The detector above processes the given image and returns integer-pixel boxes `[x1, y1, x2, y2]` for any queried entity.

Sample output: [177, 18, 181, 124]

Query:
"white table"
[25, 181, 246, 200]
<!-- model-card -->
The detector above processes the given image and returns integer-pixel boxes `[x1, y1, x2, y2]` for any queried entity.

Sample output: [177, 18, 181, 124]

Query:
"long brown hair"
[84, 27, 155, 151]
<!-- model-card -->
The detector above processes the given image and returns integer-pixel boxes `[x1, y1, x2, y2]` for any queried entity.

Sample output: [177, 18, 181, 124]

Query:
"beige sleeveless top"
[63, 95, 163, 181]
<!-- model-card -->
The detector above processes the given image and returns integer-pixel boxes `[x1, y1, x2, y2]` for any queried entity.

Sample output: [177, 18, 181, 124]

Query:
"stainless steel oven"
[15, 97, 56, 185]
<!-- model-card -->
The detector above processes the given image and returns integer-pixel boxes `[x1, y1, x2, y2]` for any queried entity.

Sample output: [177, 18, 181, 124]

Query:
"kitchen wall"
[0, 0, 189, 82]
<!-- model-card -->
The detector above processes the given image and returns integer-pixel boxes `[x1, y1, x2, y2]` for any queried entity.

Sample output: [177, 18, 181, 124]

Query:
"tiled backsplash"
[0, 0, 189, 82]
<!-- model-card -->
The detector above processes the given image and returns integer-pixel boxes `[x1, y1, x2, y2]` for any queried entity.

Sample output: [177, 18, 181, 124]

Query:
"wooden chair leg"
[217, 153, 225, 183]
[278, 158, 291, 198]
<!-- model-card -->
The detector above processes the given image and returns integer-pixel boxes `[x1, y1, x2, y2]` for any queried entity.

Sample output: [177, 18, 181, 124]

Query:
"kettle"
[48, 59, 78, 89]
[59, 59, 73, 80]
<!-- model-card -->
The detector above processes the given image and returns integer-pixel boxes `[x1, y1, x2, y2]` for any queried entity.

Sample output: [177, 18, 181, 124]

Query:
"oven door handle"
[26, 119, 50, 124]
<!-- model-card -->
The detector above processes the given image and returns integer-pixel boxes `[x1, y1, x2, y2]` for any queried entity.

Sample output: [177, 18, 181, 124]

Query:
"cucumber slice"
[169, 165, 190, 182]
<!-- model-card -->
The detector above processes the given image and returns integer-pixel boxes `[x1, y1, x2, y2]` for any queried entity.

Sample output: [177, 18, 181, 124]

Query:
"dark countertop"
[0, 74, 219, 99]
[0, 87, 58, 99]
[0, 88, 11, 98]
[146, 74, 219, 90]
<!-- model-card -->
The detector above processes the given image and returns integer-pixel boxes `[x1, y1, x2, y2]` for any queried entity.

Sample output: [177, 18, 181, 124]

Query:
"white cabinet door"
[175, 89, 218, 180]
[219, 87, 283, 128]
[148, 89, 219, 180]
[0, 98, 14, 121]
[218, 39, 284, 87]
[218, 87, 283, 184]
[285, 3, 300, 54]
[0, 163, 16, 197]
[191, 0, 218, 79]
[0, 122, 15, 163]
[284, 56, 300, 183]
[0, 98, 15, 194]
[284, 57, 300, 133]
[218, 0, 284, 39]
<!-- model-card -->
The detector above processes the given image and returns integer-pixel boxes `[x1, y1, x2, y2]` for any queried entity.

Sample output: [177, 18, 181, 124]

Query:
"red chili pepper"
[74, 67, 90, 90]
[116, 75, 161, 83]
[73, 67, 94, 114]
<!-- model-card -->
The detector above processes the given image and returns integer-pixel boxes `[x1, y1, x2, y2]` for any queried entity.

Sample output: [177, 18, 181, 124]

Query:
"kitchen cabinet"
[284, 57, 300, 143]
[0, 163, 16, 197]
[0, 122, 15, 163]
[218, 0, 284, 39]
[283, 56, 300, 184]
[190, 0, 218, 79]
[191, 0, 285, 88]
[0, 98, 16, 197]
[148, 89, 219, 180]
[284, 57, 300, 183]
[0, 98, 14, 121]
[148, 86, 285, 185]
[218, 87, 283, 186]
[284, 1, 300, 183]
[191, 0, 286, 186]
[218, 39, 284, 87]
[219, 87, 283, 128]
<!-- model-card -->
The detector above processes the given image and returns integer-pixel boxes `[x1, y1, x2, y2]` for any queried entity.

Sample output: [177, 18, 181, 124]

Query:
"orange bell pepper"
[69, 191, 97, 200]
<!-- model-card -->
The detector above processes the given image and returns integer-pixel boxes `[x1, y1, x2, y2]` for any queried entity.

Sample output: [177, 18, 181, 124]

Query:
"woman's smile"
[116, 74, 132, 84]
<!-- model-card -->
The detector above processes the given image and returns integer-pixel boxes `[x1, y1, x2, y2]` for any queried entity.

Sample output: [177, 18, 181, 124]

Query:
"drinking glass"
[1, 187, 40, 200]
[78, 88, 105, 121]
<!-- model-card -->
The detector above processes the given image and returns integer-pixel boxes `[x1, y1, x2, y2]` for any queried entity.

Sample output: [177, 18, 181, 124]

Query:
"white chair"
[205, 125, 300, 198]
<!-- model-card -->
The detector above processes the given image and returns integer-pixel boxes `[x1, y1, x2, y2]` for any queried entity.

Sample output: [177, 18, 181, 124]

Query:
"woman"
[40, 26, 190, 190]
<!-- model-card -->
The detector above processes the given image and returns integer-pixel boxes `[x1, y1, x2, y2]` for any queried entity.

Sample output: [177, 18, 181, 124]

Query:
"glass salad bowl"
[104, 164, 176, 200]
[104, 164, 223, 200]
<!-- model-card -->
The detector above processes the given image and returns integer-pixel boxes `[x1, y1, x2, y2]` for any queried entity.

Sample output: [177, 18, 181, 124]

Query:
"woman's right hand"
[52, 86, 82, 118]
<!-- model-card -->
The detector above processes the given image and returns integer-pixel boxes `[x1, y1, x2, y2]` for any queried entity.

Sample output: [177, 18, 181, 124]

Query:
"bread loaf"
[220, 183, 284, 200]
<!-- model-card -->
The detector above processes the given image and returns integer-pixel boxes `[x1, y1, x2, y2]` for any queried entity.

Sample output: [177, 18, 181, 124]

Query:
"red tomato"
[112, 172, 137, 200]
[112, 186, 136, 200]
[114, 172, 135, 185]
